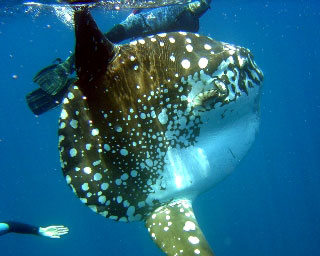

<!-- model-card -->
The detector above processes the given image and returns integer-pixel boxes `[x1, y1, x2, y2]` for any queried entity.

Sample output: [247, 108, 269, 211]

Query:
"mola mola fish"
[58, 8, 263, 255]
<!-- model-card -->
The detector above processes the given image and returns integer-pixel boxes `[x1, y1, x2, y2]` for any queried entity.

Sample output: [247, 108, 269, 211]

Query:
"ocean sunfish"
[58, 8, 263, 255]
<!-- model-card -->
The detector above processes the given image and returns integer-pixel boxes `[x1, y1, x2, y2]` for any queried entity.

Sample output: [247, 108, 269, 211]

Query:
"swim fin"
[33, 55, 75, 96]
[26, 77, 76, 115]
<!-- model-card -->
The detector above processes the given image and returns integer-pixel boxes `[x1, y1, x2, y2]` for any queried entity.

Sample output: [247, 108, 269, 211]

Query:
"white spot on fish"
[119, 217, 128, 222]
[146, 159, 153, 167]
[140, 113, 146, 119]
[181, 59, 191, 69]
[158, 109, 168, 124]
[123, 200, 130, 207]
[99, 211, 108, 217]
[238, 55, 245, 67]
[121, 173, 129, 180]
[138, 39, 145, 44]
[66, 175, 71, 184]
[104, 144, 110, 151]
[101, 183, 109, 190]
[120, 148, 128, 156]
[92, 128, 99, 136]
[69, 148, 77, 157]
[67, 92, 74, 100]
[115, 126, 122, 132]
[186, 44, 193, 52]
[60, 109, 68, 120]
[70, 119, 78, 129]
[82, 183, 89, 191]
[94, 173, 102, 181]
[131, 170, 138, 177]
[117, 196, 123, 203]
[198, 57, 208, 69]
[58, 135, 65, 143]
[183, 221, 196, 231]
[93, 160, 101, 166]
[83, 167, 92, 174]
[60, 122, 66, 129]
[169, 37, 175, 43]
[188, 236, 200, 244]
[98, 196, 106, 204]
[204, 43, 212, 50]
[127, 206, 135, 216]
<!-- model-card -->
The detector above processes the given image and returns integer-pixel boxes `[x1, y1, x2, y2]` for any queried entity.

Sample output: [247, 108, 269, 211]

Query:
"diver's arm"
[1, 221, 39, 236]
[0, 222, 69, 238]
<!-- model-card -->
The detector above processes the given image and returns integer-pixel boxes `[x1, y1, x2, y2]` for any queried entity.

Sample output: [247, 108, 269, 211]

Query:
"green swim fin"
[33, 55, 75, 96]
[26, 77, 76, 115]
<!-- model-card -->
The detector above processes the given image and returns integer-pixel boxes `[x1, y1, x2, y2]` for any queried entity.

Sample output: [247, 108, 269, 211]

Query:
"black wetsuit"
[0, 221, 39, 236]
[106, 5, 201, 43]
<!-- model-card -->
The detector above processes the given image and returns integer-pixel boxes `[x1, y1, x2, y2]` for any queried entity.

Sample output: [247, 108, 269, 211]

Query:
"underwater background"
[0, 0, 319, 255]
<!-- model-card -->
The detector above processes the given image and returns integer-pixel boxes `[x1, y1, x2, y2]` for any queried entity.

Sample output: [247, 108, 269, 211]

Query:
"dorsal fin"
[74, 7, 115, 85]
[146, 199, 214, 256]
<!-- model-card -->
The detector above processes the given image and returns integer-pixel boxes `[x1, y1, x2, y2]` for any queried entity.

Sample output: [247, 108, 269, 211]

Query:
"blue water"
[0, 0, 319, 255]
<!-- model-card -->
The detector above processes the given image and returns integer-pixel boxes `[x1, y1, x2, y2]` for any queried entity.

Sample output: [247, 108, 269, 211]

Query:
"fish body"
[58, 8, 263, 255]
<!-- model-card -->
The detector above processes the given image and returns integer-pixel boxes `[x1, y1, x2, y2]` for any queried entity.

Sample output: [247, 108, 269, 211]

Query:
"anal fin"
[145, 199, 214, 256]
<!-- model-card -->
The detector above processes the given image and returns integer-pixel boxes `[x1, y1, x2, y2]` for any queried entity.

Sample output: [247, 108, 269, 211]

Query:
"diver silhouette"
[0, 221, 69, 238]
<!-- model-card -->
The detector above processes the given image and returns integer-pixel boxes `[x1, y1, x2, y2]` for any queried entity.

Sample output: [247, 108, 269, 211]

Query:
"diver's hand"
[39, 225, 69, 238]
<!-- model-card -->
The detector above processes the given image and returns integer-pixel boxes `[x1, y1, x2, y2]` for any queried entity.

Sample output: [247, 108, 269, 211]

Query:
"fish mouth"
[191, 81, 229, 112]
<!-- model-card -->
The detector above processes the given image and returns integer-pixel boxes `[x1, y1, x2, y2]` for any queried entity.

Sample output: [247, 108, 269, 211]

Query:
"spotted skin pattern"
[58, 9, 263, 255]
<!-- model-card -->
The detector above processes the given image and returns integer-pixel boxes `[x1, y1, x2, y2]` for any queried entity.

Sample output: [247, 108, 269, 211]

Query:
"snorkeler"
[0, 221, 69, 238]
[26, 0, 212, 115]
